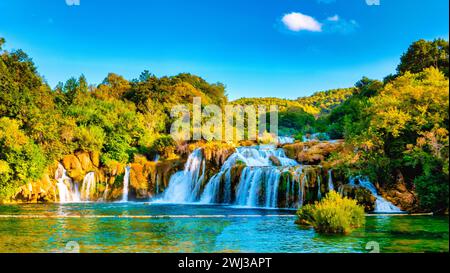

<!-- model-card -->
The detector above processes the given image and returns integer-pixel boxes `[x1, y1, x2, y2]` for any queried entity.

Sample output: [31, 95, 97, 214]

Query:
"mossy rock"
[283, 141, 344, 165]
[269, 155, 281, 166]
[76, 152, 94, 172]
[130, 163, 149, 199]
[62, 155, 84, 181]
[340, 184, 376, 212]
[14, 174, 57, 203]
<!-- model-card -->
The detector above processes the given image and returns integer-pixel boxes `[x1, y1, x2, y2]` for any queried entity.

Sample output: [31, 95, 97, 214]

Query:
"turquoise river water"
[0, 203, 448, 253]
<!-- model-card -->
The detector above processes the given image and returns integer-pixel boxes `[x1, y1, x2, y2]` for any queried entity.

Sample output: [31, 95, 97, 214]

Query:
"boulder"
[62, 155, 84, 182]
[382, 170, 419, 212]
[14, 174, 57, 203]
[269, 155, 281, 166]
[76, 152, 94, 172]
[283, 140, 344, 165]
[126, 156, 185, 200]
[339, 184, 376, 212]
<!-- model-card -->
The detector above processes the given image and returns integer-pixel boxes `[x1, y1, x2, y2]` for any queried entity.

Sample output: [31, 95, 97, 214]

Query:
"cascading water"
[349, 177, 402, 213]
[200, 168, 231, 204]
[80, 172, 96, 201]
[327, 170, 334, 191]
[292, 167, 306, 208]
[317, 174, 322, 200]
[278, 136, 295, 144]
[155, 174, 161, 195]
[55, 163, 80, 203]
[200, 145, 300, 208]
[121, 166, 131, 202]
[302, 133, 330, 142]
[154, 154, 160, 162]
[160, 148, 206, 203]
[157, 145, 335, 209]
[102, 184, 109, 201]
[265, 169, 281, 207]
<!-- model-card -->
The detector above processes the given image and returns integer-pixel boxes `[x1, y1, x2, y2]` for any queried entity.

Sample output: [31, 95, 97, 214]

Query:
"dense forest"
[0, 37, 448, 212]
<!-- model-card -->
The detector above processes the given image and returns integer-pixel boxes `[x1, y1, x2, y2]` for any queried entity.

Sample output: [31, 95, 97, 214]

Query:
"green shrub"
[0, 118, 47, 199]
[296, 191, 365, 234]
[414, 172, 449, 213]
[294, 132, 303, 141]
[74, 125, 105, 152]
[152, 135, 176, 159]
[295, 203, 315, 225]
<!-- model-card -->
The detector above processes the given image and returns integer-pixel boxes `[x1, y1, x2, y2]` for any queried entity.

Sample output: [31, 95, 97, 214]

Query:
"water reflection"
[0, 203, 448, 253]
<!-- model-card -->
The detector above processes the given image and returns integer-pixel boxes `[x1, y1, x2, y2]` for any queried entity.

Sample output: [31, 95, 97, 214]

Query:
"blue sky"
[0, 0, 448, 100]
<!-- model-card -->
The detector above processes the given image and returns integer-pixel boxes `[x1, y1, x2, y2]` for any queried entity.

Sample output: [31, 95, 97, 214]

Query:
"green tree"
[397, 39, 449, 77]
[343, 68, 449, 212]
[0, 118, 46, 199]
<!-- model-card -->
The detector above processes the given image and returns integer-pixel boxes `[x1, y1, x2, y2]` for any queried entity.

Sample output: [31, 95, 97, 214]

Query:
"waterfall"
[285, 172, 291, 207]
[200, 167, 233, 204]
[80, 172, 96, 201]
[302, 133, 330, 142]
[158, 144, 334, 209]
[155, 174, 160, 194]
[292, 167, 306, 208]
[55, 163, 80, 203]
[103, 183, 109, 201]
[200, 171, 223, 204]
[327, 170, 334, 191]
[161, 148, 205, 203]
[121, 166, 131, 202]
[200, 145, 299, 208]
[317, 174, 322, 200]
[278, 136, 295, 144]
[349, 177, 402, 213]
[265, 169, 281, 208]
[154, 154, 160, 162]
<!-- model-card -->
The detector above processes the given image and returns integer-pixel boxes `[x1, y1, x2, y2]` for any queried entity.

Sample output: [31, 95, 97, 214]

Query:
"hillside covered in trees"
[0, 37, 448, 213]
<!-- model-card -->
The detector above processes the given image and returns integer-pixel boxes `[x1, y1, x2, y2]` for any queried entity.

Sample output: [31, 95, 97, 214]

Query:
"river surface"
[0, 203, 448, 253]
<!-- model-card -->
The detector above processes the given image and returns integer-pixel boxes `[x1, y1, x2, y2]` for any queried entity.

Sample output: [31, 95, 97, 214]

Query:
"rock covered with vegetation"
[283, 140, 344, 165]
[338, 184, 376, 212]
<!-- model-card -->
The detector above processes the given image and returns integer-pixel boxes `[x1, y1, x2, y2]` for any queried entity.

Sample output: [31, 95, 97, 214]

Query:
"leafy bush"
[152, 135, 176, 159]
[74, 125, 105, 152]
[294, 132, 303, 141]
[295, 203, 315, 225]
[101, 131, 134, 164]
[414, 172, 449, 213]
[296, 191, 365, 234]
[0, 118, 47, 199]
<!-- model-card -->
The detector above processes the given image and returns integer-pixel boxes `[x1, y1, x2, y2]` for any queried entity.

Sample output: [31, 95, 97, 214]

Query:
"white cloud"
[280, 12, 358, 35]
[327, 15, 339, 21]
[282, 12, 322, 32]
